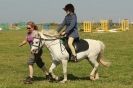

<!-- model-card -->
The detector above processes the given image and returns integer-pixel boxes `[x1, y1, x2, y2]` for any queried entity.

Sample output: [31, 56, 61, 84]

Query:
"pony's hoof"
[90, 75, 95, 81]
[54, 76, 59, 81]
[94, 73, 99, 80]
[60, 80, 67, 83]
[94, 77, 99, 80]
[94, 75, 99, 80]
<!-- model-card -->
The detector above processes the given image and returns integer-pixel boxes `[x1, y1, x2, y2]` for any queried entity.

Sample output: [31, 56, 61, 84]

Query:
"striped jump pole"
[101, 20, 109, 32]
[83, 21, 92, 32]
[121, 19, 129, 31]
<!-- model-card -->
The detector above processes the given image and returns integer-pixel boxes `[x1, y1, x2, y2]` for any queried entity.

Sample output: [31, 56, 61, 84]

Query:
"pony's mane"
[41, 29, 59, 36]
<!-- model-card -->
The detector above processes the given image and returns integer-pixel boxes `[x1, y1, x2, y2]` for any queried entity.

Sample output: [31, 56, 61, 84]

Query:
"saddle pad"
[75, 39, 89, 53]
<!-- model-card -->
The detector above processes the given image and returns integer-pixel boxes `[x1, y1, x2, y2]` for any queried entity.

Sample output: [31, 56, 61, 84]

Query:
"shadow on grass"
[60, 74, 110, 81]
[33, 76, 45, 81]
[22, 74, 109, 83]
[59, 74, 90, 81]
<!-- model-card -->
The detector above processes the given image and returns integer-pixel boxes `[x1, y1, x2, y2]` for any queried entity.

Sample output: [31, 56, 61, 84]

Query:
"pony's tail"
[98, 41, 111, 67]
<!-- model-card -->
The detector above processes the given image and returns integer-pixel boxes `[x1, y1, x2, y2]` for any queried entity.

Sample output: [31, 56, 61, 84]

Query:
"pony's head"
[31, 29, 59, 54]
[30, 32, 45, 54]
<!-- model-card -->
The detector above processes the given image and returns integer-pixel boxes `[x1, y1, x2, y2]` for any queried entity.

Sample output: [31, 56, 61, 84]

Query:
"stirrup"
[71, 55, 78, 62]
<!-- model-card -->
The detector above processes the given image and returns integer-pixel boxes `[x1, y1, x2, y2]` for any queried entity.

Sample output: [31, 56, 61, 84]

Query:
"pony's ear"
[38, 32, 43, 38]
[38, 33, 40, 37]
[41, 30, 44, 33]
[41, 29, 47, 35]
[34, 33, 39, 38]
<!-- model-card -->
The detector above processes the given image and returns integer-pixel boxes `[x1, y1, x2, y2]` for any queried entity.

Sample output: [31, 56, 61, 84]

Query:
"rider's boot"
[71, 55, 78, 62]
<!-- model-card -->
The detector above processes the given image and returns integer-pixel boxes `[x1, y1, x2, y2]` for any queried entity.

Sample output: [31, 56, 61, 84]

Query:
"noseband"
[31, 35, 44, 51]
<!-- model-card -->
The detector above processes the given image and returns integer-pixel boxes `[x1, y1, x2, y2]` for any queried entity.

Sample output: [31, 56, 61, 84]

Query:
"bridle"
[31, 33, 65, 54]
[31, 33, 59, 50]
[31, 35, 44, 51]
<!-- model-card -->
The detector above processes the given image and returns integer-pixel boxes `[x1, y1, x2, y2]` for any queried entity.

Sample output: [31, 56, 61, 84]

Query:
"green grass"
[0, 28, 133, 88]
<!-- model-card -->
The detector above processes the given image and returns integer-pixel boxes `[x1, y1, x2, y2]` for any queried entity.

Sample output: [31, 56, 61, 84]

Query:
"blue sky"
[0, 0, 132, 23]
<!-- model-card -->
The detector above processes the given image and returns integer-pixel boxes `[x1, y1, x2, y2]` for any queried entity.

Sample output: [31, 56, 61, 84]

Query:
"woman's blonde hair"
[27, 21, 38, 30]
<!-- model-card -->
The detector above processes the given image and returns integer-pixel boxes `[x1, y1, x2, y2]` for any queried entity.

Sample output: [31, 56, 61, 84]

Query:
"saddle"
[61, 37, 89, 60]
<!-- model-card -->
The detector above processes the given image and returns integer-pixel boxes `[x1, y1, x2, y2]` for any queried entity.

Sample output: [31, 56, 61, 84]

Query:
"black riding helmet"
[63, 4, 75, 13]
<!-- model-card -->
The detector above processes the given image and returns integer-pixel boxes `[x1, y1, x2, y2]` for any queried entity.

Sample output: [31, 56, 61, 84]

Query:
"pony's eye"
[36, 42, 38, 44]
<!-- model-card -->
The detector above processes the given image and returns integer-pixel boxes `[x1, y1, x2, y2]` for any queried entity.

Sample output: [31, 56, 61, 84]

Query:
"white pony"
[31, 30, 110, 83]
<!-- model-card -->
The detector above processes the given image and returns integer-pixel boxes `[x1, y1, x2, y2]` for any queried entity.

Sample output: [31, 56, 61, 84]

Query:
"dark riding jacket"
[57, 13, 79, 38]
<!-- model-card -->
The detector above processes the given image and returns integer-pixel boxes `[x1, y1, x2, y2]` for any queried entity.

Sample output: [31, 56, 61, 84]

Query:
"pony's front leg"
[60, 59, 68, 83]
[49, 61, 59, 81]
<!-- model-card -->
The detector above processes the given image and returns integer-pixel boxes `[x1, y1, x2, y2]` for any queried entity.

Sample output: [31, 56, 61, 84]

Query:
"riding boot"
[71, 55, 78, 62]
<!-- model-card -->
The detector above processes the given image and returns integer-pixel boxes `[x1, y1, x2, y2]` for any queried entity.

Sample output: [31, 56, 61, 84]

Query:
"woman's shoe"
[23, 76, 33, 84]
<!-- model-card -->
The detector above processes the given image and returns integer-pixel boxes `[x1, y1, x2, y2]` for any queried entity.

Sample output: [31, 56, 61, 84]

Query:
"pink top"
[26, 30, 38, 45]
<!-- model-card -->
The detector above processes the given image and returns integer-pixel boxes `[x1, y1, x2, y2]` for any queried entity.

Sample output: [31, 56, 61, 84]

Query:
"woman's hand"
[19, 40, 27, 47]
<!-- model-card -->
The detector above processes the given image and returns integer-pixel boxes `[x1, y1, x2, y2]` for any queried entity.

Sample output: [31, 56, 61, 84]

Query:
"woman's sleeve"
[57, 18, 66, 32]
[65, 15, 76, 34]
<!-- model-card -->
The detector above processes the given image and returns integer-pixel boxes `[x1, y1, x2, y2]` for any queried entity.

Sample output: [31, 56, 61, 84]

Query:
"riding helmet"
[63, 3, 75, 13]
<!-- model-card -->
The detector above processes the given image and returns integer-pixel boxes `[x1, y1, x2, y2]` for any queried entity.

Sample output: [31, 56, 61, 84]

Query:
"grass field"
[0, 28, 133, 88]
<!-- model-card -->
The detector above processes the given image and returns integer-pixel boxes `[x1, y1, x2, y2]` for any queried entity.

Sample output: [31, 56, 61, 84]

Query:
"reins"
[32, 32, 66, 54]
[42, 33, 66, 54]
